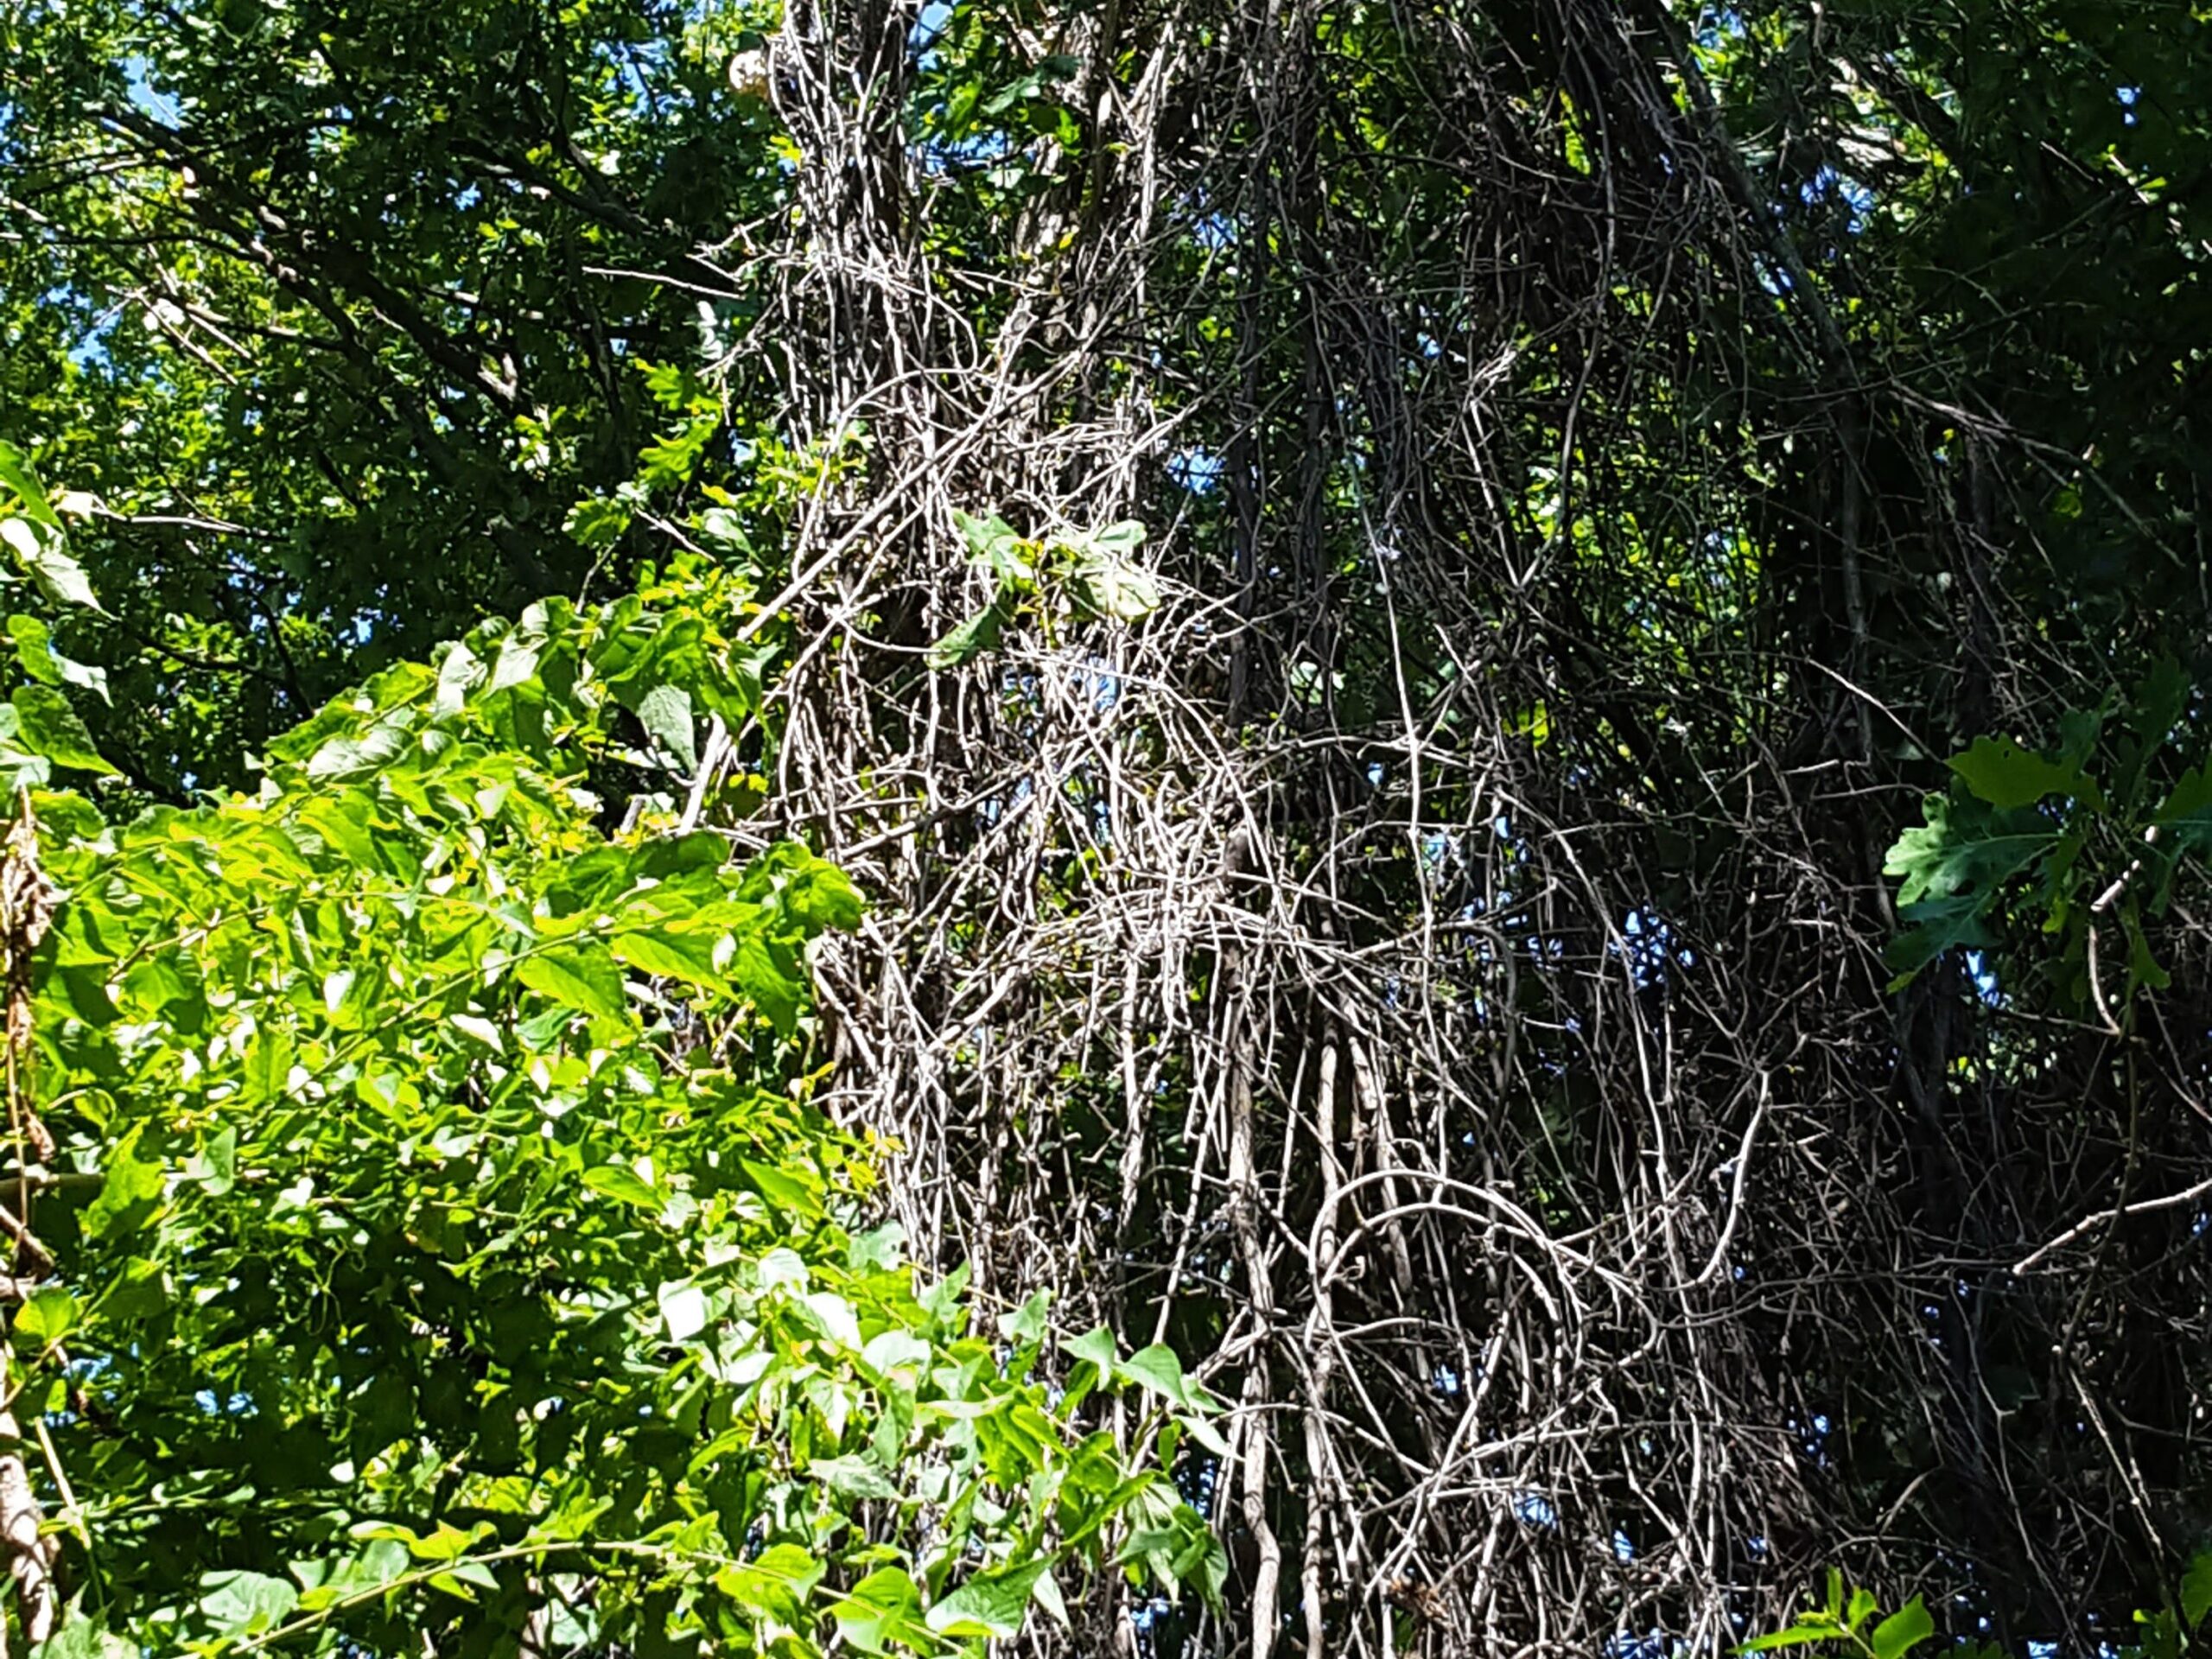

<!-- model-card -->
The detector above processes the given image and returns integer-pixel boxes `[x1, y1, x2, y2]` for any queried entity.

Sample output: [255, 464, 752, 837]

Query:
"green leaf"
[745, 844, 866, 931]
[829, 1567, 934, 1655]
[305, 718, 410, 781]
[1065, 1325, 1118, 1371]
[8, 614, 106, 703]
[955, 511, 1031, 582]
[11, 685, 114, 775]
[658, 1279, 709, 1343]
[849, 1220, 906, 1272]
[0, 720, 50, 794]
[862, 1329, 932, 1373]
[1180, 1409, 1231, 1457]
[582, 1164, 662, 1211]
[637, 682, 699, 772]
[728, 929, 804, 1032]
[406, 1521, 494, 1563]
[810, 1452, 902, 1501]
[1871, 1598, 1934, 1659]
[1738, 1621, 1846, 1653]
[804, 1289, 862, 1349]
[612, 925, 729, 995]
[925, 1559, 1050, 1639]
[1885, 791, 2035, 911]
[83, 1130, 165, 1243]
[2128, 924, 2171, 991]
[998, 1287, 1051, 1344]
[0, 442, 60, 530]
[1948, 736, 2085, 810]
[1, 519, 100, 613]
[715, 1542, 823, 1624]
[32, 1606, 136, 1659]
[2155, 765, 2212, 849]
[1120, 1343, 1192, 1406]
[1845, 1586, 1878, 1633]
[295, 795, 380, 868]
[242, 1027, 295, 1109]
[347, 1521, 423, 1548]
[1090, 519, 1146, 556]
[1071, 550, 1160, 621]
[516, 944, 630, 1022]
[92, 1256, 169, 1323]
[2182, 1552, 2212, 1628]
[696, 506, 753, 553]
[1882, 792, 2058, 987]
[13, 1286, 78, 1350]
[429, 1560, 500, 1600]
[1032, 1564, 1069, 1627]
[925, 597, 1007, 670]
[564, 494, 632, 549]
[432, 640, 483, 719]
[197, 1571, 300, 1637]
[448, 1011, 504, 1052]
[487, 622, 544, 695]
[741, 1156, 824, 1219]
[2120, 656, 2190, 805]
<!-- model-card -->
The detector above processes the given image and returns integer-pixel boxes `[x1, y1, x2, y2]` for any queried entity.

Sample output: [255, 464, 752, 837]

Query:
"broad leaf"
[82, 1131, 165, 1243]
[925, 1560, 1051, 1639]
[925, 597, 1007, 671]
[516, 944, 631, 1022]
[12, 685, 116, 775]
[1871, 1597, 1935, 1659]
[638, 681, 699, 772]
[1882, 792, 2059, 986]
[1948, 735, 2088, 810]
[829, 1567, 932, 1655]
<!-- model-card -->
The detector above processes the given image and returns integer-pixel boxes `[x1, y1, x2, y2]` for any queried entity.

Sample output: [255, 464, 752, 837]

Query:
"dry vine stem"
[650, 0, 2209, 1651]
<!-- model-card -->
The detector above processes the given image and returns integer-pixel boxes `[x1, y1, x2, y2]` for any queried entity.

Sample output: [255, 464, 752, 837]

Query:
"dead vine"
[661, 1, 2212, 1651]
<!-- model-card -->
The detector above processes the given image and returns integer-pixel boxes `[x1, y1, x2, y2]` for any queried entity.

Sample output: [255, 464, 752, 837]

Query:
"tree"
[0, 0, 788, 794]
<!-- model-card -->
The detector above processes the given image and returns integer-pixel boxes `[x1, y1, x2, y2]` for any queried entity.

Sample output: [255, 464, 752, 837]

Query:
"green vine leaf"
[926, 595, 1007, 670]
[515, 944, 631, 1023]
[11, 685, 116, 776]
[1871, 1597, 1935, 1659]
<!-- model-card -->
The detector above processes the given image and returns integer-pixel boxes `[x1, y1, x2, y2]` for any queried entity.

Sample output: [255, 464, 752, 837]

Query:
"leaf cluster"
[6, 550, 1218, 1653]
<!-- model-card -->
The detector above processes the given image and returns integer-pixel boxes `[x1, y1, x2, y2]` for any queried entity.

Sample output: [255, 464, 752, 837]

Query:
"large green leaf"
[0, 441, 60, 530]
[12, 685, 116, 775]
[1870, 1598, 1935, 1659]
[828, 1567, 934, 1655]
[1947, 735, 2091, 810]
[195, 1572, 298, 1638]
[9, 614, 109, 702]
[81, 1131, 165, 1243]
[955, 511, 1032, 582]
[1882, 791, 2061, 985]
[1, 519, 100, 613]
[2181, 1552, 2212, 1630]
[637, 681, 699, 772]
[809, 1453, 902, 1501]
[925, 1560, 1051, 1639]
[516, 944, 631, 1022]
[612, 925, 731, 995]
[925, 596, 1007, 671]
